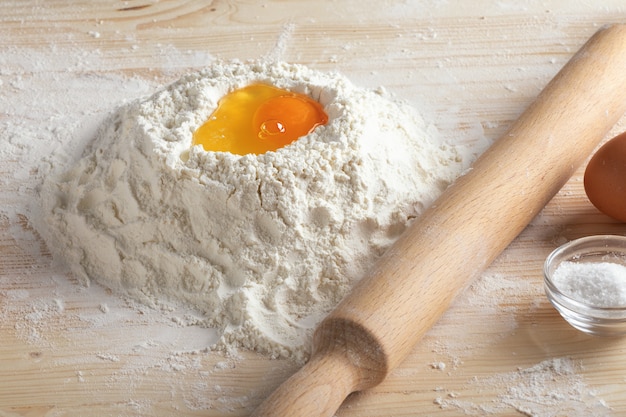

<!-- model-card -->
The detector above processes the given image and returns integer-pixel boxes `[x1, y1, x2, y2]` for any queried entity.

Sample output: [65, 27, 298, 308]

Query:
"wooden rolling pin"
[251, 24, 626, 417]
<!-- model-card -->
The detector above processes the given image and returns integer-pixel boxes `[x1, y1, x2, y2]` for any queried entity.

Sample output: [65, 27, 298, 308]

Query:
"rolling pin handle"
[250, 352, 359, 417]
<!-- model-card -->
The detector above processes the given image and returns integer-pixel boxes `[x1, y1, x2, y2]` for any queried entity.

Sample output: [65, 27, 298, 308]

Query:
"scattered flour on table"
[425, 271, 613, 416]
[38, 60, 474, 361]
[425, 272, 539, 358]
[434, 357, 612, 417]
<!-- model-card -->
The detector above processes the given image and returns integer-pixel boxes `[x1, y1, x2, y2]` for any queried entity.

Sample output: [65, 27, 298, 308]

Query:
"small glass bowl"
[544, 235, 626, 337]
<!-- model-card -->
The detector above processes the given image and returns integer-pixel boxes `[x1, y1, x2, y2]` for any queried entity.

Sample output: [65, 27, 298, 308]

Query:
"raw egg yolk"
[192, 84, 328, 155]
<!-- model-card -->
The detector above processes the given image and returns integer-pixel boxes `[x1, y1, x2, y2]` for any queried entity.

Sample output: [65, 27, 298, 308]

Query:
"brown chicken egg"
[584, 131, 626, 223]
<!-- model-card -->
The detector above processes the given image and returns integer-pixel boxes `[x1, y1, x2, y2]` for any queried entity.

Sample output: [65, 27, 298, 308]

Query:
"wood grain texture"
[2, 1, 626, 416]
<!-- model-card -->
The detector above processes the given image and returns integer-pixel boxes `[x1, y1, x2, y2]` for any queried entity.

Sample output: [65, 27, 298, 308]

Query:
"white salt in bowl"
[544, 235, 626, 337]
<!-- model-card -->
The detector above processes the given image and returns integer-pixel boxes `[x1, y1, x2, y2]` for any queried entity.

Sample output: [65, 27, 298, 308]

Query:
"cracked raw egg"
[192, 84, 328, 155]
[584, 131, 626, 223]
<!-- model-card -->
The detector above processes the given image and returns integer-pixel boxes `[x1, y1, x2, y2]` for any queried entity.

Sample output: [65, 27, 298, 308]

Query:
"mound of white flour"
[40, 61, 467, 361]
